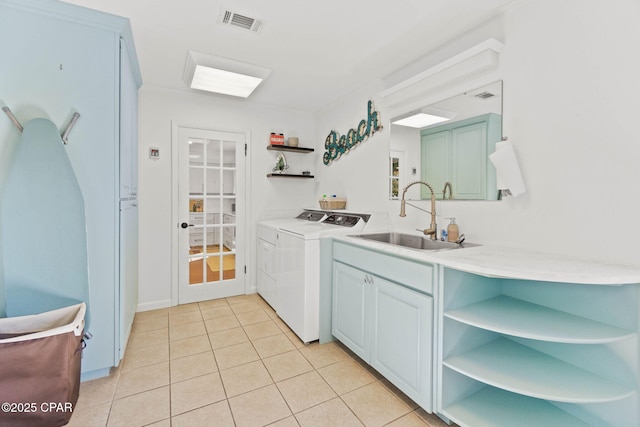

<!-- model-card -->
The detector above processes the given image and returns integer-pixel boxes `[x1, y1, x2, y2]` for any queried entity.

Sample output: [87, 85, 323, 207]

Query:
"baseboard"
[136, 299, 172, 312]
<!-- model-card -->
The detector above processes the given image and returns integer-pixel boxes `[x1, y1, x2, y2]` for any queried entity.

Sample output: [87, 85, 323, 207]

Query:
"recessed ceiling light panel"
[184, 50, 271, 98]
[392, 113, 451, 128]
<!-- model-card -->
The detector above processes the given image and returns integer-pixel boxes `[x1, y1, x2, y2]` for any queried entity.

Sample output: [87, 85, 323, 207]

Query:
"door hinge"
[244, 265, 247, 274]
[244, 143, 247, 156]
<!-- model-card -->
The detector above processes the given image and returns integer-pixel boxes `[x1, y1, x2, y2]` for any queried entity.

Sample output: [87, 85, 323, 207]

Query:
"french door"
[177, 127, 246, 303]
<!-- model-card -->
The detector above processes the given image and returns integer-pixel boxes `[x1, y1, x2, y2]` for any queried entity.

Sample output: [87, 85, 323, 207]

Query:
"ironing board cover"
[1, 118, 91, 328]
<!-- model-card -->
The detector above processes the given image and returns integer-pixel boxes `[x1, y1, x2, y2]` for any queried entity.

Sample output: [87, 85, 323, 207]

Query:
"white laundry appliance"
[257, 210, 372, 343]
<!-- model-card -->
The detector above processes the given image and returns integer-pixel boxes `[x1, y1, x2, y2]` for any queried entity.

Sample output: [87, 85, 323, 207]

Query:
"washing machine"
[256, 210, 327, 311]
[259, 211, 371, 343]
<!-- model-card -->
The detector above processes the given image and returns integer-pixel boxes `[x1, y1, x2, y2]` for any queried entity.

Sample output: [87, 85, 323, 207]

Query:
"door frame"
[171, 121, 251, 307]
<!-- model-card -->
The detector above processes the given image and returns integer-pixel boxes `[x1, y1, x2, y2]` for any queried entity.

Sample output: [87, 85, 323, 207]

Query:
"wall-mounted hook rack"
[2, 106, 81, 144]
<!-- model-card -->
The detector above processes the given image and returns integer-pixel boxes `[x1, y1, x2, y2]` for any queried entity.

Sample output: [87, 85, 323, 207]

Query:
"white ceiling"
[62, 0, 517, 113]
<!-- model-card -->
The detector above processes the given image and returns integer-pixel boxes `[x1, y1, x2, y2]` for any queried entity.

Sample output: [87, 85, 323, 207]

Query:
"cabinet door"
[332, 262, 370, 361]
[371, 277, 433, 411]
[421, 130, 449, 199]
[451, 122, 487, 200]
[119, 40, 138, 199]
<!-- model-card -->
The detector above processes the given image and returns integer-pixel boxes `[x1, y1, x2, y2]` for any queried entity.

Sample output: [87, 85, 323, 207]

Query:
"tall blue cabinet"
[0, 0, 142, 379]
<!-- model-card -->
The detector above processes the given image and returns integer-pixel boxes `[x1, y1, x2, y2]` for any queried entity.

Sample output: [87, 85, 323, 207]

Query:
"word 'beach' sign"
[323, 100, 382, 165]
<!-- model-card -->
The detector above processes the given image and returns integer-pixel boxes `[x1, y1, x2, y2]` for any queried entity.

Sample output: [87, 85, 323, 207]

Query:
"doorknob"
[180, 222, 194, 229]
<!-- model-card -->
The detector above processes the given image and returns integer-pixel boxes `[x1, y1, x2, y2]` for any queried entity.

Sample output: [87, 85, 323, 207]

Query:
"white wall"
[315, 0, 640, 268]
[136, 87, 316, 309]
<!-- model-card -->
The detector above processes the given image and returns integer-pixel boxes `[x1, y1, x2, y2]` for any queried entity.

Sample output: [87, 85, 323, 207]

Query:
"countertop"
[332, 235, 640, 286]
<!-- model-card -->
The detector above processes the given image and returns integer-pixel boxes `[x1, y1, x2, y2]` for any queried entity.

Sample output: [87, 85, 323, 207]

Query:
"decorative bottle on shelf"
[447, 218, 459, 242]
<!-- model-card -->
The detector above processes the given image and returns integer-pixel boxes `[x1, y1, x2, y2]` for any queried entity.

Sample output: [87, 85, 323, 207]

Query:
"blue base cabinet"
[438, 268, 639, 426]
[331, 242, 434, 411]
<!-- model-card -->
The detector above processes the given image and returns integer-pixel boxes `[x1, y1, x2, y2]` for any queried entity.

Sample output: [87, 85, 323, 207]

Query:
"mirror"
[390, 81, 503, 201]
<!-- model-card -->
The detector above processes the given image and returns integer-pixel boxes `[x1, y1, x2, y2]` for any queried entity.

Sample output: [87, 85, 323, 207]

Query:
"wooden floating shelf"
[266, 144, 314, 153]
[266, 173, 314, 179]
[444, 295, 635, 344]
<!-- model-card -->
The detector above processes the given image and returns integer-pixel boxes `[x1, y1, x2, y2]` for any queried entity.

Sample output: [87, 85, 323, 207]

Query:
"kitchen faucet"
[399, 180, 437, 240]
[442, 181, 453, 200]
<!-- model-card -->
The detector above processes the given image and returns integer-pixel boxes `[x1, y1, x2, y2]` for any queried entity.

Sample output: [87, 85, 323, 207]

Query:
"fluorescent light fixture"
[184, 50, 270, 98]
[392, 113, 451, 128]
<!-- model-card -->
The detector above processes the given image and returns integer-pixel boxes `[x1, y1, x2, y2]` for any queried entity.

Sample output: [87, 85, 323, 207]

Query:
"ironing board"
[1, 118, 91, 328]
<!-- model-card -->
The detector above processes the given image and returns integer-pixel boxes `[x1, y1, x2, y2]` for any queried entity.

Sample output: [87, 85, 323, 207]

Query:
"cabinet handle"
[364, 275, 374, 285]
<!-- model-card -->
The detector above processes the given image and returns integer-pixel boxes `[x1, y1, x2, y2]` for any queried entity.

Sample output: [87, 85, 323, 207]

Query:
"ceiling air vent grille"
[474, 91, 495, 100]
[220, 10, 263, 33]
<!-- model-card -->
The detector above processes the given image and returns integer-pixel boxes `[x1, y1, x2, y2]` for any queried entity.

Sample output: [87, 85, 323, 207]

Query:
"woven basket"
[319, 198, 347, 209]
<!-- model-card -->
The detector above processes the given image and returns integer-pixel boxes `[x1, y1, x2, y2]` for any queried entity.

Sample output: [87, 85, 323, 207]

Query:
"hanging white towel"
[489, 140, 526, 197]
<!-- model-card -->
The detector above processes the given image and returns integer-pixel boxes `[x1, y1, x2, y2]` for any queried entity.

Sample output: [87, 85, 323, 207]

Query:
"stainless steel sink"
[350, 232, 472, 251]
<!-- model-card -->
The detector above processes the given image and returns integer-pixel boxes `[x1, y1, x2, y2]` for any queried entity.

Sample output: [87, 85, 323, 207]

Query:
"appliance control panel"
[323, 214, 361, 227]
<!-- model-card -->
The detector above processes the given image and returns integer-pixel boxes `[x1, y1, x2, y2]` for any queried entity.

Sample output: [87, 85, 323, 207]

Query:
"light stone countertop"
[331, 235, 640, 286]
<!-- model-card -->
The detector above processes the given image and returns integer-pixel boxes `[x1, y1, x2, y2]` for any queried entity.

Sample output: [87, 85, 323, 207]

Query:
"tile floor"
[69, 294, 451, 427]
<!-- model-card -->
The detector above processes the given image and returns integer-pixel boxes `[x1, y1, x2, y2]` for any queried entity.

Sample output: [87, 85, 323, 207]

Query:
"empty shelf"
[443, 338, 634, 403]
[444, 295, 634, 344]
[444, 386, 590, 427]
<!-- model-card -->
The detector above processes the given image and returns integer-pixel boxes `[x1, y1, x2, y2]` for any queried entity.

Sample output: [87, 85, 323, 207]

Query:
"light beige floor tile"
[114, 361, 170, 398]
[269, 416, 301, 427]
[172, 401, 235, 427]
[121, 342, 169, 372]
[145, 420, 171, 427]
[76, 372, 119, 408]
[169, 310, 203, 326]
[263, 350, 314, 382]
[228, 384, 292, 427]
[230, 301, 263, 314]
[199, 298, 230, 310]
[209, 327, 249, 349]
[272, 317, 292, 332]
[380, 378, 420, 410]
[220, 360, 274, 397]
[295, 397, 363, 427]
[318, 359, 376, 395]
[236, 309, 271, 325]
[387, 412, 429, 426]
[126, 328, 168, 349]
[299, 342, 351, 369]
[132, 315, 168, 333]
[205, 314, 241, 333]
[66, 401, 111, 427]
[341, 382, 410, 427]
[107, 386, 170, 427]
[277, 371, 337, 414]
[243, 319, 282, 340]
[414, 408, 451, 427]
[171, 373, 226, 416]
[214, 341, 260, 370]
[201, 305, 234, 320]
[284, 330, 306, 349]
[252, 333, 296, 359]
[226, 294, 259, 305]
[170, 335, 212, 360]
[134, 308, 169, 321]
[171, 351, 218, 383]
[170, 320, 207, 341]
[169, 303, 201, 314]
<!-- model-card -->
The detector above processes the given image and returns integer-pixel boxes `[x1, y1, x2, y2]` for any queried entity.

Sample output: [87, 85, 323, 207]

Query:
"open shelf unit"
[439, 268, 639, 427]
[266, 144, 315, 179]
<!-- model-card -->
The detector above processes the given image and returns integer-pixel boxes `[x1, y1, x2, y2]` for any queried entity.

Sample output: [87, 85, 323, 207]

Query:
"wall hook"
[2, 106, 24, 133]
[61, 112, 80, 144]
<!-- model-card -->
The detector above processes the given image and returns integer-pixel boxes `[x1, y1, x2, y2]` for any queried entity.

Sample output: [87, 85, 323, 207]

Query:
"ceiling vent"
[220, 10, 263, 33]
[473, 91, 496, 100]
